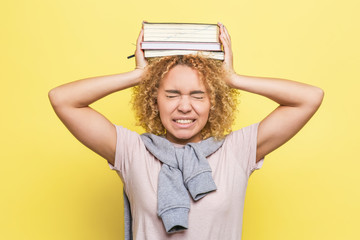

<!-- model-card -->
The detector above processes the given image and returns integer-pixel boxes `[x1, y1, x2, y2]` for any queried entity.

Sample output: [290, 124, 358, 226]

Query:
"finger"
[218, 25, 231, 52]
[218, 22, 225, 41]
[222, 24, 231, 41]
[218, 23, 233, 65]
[134, 25, 148, 68]
[219, 31, 232, 63]
[136, 29, 144, 47]
[220, 33, 228, 50]
[142, 20, 149, 32]
[221, 24, 231, 47]
[218, 23, 227, 46]
[220, 29, 231, 53]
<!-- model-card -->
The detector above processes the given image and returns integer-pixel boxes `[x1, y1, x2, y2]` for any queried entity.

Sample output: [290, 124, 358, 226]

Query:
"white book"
[144, 49, 224, 60]
[141, 41, 222, 51]
[143, 22, 220, 43]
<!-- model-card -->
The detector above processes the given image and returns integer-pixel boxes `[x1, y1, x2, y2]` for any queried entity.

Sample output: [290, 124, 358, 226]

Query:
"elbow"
[314, 87, 324, 107]
[48, 87, 63, 108]
[48, 88, 55, 106]
[307, 86, 324, 110]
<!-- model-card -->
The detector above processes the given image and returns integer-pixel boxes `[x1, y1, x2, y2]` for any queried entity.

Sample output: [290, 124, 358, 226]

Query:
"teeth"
[176, 119, 193, 124]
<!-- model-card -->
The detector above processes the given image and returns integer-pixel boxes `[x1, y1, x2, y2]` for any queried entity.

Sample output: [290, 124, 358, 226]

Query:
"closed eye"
[192, 95, 204, 99]
[165, 90, 180, 98]
[166, 95, 179, 98]
[191, 91, 206, 100]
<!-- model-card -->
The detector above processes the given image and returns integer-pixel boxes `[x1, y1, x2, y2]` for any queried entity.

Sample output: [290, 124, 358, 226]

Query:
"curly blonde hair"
[132, 54, 239, 140]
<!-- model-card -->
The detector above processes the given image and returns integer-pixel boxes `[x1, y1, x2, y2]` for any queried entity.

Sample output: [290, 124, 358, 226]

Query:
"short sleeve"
[225, 122, 265, 177]
[108, 125, 142, 179]
[242, 122, 264, 176]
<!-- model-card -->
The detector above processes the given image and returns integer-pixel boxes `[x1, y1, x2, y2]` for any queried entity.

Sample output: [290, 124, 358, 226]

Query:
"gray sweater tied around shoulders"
[123, 133, 224, 239]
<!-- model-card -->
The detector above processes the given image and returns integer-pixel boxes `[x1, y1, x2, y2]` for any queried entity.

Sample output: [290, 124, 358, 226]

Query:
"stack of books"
[141, 22, 224, 60]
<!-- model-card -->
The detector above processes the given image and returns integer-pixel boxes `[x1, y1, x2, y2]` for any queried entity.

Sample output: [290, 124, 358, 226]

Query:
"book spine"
[141, 42, 222, 51]
[144, 50, 224, 60]
[144, 36, 219, 43]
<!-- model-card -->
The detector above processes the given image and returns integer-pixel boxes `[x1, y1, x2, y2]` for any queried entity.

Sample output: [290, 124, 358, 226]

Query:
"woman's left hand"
[218, 22, 236, 85]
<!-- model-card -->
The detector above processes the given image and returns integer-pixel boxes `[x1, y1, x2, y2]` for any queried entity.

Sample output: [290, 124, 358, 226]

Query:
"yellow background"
[1, 0, 359, 239]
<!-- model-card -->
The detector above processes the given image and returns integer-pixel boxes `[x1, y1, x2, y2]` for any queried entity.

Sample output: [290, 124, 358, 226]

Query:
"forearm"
[49, 69, 144, 108]
[228, 73, 324, 108]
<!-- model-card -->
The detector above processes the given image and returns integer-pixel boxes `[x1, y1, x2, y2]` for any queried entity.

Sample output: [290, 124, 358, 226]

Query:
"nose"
[177, 95, 192, 113]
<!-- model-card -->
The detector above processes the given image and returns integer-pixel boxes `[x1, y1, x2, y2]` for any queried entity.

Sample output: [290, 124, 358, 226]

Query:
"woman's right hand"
[48, 23, 151, 166]
[135, 23, 148, 71]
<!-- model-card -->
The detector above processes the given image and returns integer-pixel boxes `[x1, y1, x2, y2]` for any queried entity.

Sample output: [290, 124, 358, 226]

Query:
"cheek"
[157, 99, 176, 117]
[194, 102, 211, 119]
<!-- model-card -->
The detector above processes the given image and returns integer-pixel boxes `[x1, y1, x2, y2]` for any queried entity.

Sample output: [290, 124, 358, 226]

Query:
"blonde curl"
[132, 54, 239, 140]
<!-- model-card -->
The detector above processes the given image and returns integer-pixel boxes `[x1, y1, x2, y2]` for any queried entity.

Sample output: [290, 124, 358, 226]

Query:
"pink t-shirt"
[109, 123, 264, 240]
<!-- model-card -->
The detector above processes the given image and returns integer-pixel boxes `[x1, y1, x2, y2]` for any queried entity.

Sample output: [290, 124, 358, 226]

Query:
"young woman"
[48, 23, 324, 239]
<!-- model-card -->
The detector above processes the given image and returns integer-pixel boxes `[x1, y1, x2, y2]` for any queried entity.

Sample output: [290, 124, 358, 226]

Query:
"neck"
[165, 133, 203, 145]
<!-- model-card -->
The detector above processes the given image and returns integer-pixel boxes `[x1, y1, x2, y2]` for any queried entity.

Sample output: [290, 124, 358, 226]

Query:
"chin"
[167, 131, 202, 144]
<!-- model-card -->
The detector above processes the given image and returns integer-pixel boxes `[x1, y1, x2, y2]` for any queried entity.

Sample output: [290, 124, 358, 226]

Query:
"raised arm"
[218, 23, 324, 162]
[48, 27, 148, 165]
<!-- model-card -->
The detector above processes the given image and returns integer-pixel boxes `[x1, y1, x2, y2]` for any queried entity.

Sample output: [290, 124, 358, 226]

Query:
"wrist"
[130, 68, 146, 83]
[133, 67, 146, 76]
[224, 71, 238, 88]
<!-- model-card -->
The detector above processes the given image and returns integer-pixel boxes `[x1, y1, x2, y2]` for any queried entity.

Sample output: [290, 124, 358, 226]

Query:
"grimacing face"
[156, 65, 211, 145]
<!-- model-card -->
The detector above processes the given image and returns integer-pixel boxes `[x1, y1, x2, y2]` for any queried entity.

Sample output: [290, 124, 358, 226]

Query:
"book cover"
[141, 41, 222, 51]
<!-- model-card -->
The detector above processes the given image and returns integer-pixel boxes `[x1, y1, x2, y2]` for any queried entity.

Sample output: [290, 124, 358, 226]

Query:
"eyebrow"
[165, 90, 206, 94]
[165, 90, 180, 94]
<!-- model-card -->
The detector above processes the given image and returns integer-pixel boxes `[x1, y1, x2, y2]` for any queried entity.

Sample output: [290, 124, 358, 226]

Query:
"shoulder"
[222, 122, 264, 176]
[113, 125, 148, 155]
[225, 122, 260, 144]
[114, 124, 141, 140]
[109, 125, 146, 172]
